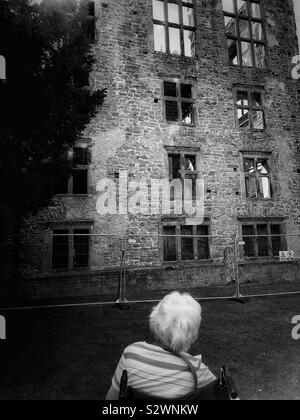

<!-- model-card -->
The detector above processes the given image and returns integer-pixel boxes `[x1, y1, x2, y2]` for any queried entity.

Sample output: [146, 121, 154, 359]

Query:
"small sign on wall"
[279, 251, 295, 262]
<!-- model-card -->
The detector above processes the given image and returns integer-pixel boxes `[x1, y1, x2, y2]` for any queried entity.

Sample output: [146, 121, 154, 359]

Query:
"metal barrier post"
[116, 236, 128, 305]
[233, 234, 243, 300]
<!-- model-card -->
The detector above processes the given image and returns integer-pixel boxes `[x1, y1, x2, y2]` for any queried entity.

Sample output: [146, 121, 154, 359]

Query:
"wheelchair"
[119, 366, 239, 401]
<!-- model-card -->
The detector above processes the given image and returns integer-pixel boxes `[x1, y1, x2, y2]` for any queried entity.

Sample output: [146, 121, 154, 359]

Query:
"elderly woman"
[106, 292, 216, 400]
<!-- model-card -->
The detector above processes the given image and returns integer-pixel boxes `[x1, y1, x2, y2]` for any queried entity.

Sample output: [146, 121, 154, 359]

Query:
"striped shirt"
[112, 342, 216, 399]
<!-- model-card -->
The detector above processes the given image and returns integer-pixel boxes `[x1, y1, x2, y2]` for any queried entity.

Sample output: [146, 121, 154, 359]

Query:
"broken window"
[168, 150, 199, 203]
[52, 227, 90, 271]
[236, 87, 265, 130]
[243, 154, 272, 199]
[163, 222, 210, 262]
[57, 145, 90, 196]
[241, 221, 286, 258]
[0, 55, 6, 80]
[152, 0, 195, 57]
[222, 0, 266, 68]
[164, 81, 195, 125]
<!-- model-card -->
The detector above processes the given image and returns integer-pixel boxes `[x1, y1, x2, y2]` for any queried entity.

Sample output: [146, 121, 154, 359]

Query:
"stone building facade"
[19, 0, 300, 299]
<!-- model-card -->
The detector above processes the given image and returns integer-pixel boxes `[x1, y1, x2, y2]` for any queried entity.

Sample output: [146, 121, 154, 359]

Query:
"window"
[57, 145, 90, 195]
[235, 87, 265, 130]
[164, 81, 195, 125]
[241, 220, 286, 258]
[153, 0, 195, 57]
[0, 55, 6, 80]
[86, 1, 95, 42]
[242, 153, 272, 199]
[168, 149, 198, 202]
[52, 227, 90, 270]
[222, 0, 266, 68]
[163, 221, 210, 262]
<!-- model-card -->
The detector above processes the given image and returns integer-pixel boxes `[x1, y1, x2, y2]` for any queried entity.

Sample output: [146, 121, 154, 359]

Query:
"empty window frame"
[168, 151, 198, 201]
[243, 153, 272, 199]
[235, 87, 265, 130]
[153, 0, 195, 57]
[163, 222, 210, 262]
[52, 227, 90, 270]
[241, 221, 286, 258]
[164, 81, 195, 125]
[222, 0, 266, 68]
[56, 146, 90, 195]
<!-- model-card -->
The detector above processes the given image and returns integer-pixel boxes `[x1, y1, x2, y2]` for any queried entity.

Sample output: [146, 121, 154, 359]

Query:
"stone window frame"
[239, 151, 273, 201]
[239, 217, 287, 259]
[160, 217, 211, 263]
[48, 221, 93, 272]
[234, 85, 266, 131]
[162, 80, 196, 126]
[56, 139, 91, 196]
[165, 146, 201, 216]
[152, 0, 196, 57]
[222, 0, 267, 68]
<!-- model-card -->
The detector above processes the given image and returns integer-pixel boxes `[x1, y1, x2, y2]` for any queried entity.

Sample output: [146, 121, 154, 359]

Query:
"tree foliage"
[0, 0, 105, 216]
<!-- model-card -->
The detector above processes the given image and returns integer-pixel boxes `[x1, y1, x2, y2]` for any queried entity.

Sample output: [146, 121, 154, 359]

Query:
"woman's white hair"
[149, 292, 202, 353]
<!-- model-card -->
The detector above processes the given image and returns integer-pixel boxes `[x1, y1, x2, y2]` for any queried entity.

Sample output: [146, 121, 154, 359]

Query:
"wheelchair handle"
[221, 366, 238, 400]
[119, 369, 128, 401]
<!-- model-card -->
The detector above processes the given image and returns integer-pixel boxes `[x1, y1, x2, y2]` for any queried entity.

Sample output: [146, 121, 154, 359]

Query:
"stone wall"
[18, 0, 300, 298]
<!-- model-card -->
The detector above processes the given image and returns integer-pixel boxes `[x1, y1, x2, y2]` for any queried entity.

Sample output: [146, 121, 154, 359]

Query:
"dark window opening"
[88, 1, 95, 16]
[197, 225, 210, 260]
[164, 81, 195, 125]
[56, 146, 89, 196]
[52, 227, 90, 271]
[166, 101, 179, 121]
[181, 226, 194, 261]
[73, 169, 88, 195]
[163, 226, 177, 262]
[163, 223, 210, 262]
[52, 230, 69, 270]
[74, 229, 90, 268]
[241, 221, 286, 259]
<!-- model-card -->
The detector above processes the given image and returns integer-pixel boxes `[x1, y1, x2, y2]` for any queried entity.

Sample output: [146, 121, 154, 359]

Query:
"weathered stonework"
[19, 0, 300, 299]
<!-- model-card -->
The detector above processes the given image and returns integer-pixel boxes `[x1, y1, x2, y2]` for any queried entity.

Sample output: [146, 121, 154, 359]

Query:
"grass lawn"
[0, 294, 299, 400]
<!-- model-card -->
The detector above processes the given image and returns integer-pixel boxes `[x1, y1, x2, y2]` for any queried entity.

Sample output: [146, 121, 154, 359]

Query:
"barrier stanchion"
[233, 234, 244, 301]
[115, 237, 129, 309]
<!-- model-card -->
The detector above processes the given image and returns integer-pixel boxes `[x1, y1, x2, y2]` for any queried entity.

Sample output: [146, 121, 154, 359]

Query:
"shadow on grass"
[0, 295, 300, 400]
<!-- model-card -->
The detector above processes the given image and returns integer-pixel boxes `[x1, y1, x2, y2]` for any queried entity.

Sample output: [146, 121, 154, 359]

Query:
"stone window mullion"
[178, 0, 184, 56]
[164, 0, 170, 54]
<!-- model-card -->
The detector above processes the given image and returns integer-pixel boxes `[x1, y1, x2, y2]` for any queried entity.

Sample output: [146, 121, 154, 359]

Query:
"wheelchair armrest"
[221, 366, 238, 400]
